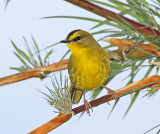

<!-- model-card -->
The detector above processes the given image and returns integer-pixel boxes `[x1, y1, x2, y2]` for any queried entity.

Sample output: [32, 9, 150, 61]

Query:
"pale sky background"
[0, 0, 160, 134]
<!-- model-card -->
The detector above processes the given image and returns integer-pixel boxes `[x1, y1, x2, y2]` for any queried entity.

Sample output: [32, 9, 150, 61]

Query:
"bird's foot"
[84, 99, 93, 116]
[101, 85, 117, 100]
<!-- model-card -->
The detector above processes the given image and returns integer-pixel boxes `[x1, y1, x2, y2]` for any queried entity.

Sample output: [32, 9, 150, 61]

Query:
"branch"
[104, 38, 160, 57]
[28, 75, 160, 134]
[28, 113, 72, 134]
[0, 49, 123, 86]
[149, 62, 160, 66]
[65, 0, 160, 36]
[0, 59, 68, 86]
[0, 45, 159, 87]
[72, 75, 160, 114]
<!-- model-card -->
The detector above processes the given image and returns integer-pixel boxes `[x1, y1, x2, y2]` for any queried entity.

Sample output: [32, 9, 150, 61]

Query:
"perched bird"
[60, 29, 116, 115]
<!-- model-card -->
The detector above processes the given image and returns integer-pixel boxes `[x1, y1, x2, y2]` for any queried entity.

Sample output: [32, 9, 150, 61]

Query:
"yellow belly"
[68, 49, 110, 91]
[77, 59, 107, 90]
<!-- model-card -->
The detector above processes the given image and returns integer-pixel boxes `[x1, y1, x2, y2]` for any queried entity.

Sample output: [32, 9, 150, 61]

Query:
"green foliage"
[143, 85, 160, 97]
[40, 74, 72, 114]
[90, 0, 160, 118]
[11, 36, 53, 73]
[123, 91, 140, 118]
[58, 50, 70, 65]
[144, 124, 160, 134]
[4, 0, 10, 8]
[42, 0, 160, 117]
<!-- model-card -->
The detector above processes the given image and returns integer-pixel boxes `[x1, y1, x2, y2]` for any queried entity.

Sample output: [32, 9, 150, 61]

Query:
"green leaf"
[35, 42, 59, 54]
[123, 91, 140, 118]
[11, 40, 32, 64]
[10, 66, 30, 72]
[120, 9, 132, 15]
[107, 97, 120, 118]
[42, 16, 103, 23]
[127, 66, 137, 85]
[44, 49, 53, 65]
[117, 15, 135, 29]
[91, 29, 118, 35]
[144, 65, 154, 78]
[126, 39, 145, 57]
[23, 36, 39, 67]
[4, 0, 10, 8]
[90, 20, 120, 30]
[156, 129, 160, 134]
[32, 36, 43, 66]
[156, 66, 159, 75]
[110, 0, 127, 9]
[87, 0, 120, 10]
[13, 52, 31, 69]
[144, 124, 160, 134]
[32, 36, 40, 52]
[91, 86, 103, 100]
[60, 71, 62, 88]
[58, 50, 70, 65]
[126, 59, 145, 85]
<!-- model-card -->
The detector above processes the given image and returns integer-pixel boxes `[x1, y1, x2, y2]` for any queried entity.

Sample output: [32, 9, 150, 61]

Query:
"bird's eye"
[73, 36, 82, 42]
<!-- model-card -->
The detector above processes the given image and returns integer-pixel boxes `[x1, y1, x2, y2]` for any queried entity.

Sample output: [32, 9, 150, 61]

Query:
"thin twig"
[65, 0, 160, 36]
[0, 59, 68, 86]
[28, 113, 72, 134]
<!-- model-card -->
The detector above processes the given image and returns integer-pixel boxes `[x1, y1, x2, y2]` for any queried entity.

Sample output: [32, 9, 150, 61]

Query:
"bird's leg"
[83, 90, 93, 116]
[101, 85, 117, 100]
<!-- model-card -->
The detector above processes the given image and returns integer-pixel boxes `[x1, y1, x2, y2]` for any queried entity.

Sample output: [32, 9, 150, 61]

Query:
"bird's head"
[60, 29, 98, 52]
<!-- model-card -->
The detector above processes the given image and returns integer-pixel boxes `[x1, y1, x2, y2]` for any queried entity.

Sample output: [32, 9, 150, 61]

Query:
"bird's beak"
[60, 39, 71, 43]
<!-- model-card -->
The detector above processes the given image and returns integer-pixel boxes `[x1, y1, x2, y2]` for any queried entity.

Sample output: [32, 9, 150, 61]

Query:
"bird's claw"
[108, 89, 117, 100]
[101, 85, 117, 100]
[84, 99, 93, 116]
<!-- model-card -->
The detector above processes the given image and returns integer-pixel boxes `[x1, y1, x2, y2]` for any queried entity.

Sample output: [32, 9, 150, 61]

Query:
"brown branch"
[65, 0, 160, 36]
[104, 38, 160, 57]
[0, 49, 126, 86]
[0, 59, 68, 86]
[72, 75, 160, 114]
[149, 62, 160, 66]
[28, 113, 72, 134]
[0, 52, 118, 86]
[0, 46, 159, 87]
[28, 75, 160, 134]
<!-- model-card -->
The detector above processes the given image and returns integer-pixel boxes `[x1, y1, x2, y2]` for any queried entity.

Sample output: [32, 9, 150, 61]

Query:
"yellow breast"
[68, 47, 110, 91]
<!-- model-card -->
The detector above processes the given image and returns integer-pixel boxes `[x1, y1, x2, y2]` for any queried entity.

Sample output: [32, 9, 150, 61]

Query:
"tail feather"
[70, 87, 83, 104]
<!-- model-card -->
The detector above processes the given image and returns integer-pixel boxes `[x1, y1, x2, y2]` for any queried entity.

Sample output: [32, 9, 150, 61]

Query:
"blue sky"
[0, 0, 160, 134]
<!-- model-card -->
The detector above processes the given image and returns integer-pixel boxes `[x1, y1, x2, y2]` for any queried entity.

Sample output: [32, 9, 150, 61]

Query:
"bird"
[60, 29, 116, 115]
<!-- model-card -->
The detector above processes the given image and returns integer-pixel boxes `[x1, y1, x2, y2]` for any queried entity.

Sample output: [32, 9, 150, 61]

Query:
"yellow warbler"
[61, 30, 116, 114]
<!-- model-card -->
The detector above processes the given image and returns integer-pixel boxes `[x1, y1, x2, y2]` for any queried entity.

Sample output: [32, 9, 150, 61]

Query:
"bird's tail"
[70, 87, 83, 104]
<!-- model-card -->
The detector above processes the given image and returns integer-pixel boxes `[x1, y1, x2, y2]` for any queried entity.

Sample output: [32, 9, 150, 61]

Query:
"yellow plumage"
[60, 30, 110, 104]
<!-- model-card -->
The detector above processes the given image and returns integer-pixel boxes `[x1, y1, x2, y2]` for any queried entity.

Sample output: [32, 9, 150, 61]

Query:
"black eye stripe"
[73, 36, 82, 42]
[66, 29, 81, 40]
